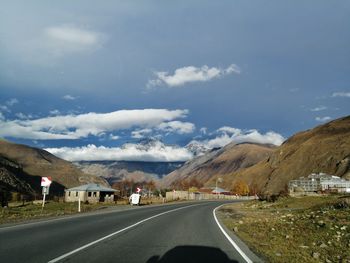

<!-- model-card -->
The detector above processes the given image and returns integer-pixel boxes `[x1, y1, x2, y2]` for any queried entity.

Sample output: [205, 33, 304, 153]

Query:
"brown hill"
[161, 142, 275, 188]
[0, 140, 108, 195]
[210, 116, 350, 194]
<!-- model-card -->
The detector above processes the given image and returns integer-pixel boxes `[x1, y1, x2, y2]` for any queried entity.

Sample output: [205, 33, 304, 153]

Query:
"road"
[0, 201, 257, 263]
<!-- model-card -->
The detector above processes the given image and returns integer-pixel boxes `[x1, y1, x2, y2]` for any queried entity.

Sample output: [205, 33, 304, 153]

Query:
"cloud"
[0, 98, 19, 114]
[49, 109, 61, 115]
[188, 126, 285, 149]
[0, 105, 10, 113]
[147, 64, 240, 88]
[200, 127, 207, 135]
[315, 116, 332, 122]
[62, 94, 77, 101]
[45, 141, 193, 162]
[332, 92, 350, 98]
[45, 25, 99, 46]
[0, 109, 189, 140]
[131, 121, 195, 138]
[310, 106, 327, 112]
[109, 134, 120, 140]
[131, 128, 153, 139]
[15, 112, 34, 120]
[6, 98, 19, 106]
[39, 25, 104, 58]
[157, 121, 195, 134]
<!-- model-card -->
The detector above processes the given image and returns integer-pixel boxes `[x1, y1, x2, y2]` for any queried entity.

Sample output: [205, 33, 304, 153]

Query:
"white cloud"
[310, 106, 327, 112]
[15, 112, 34, 120]
[39, 25, 104, 58]
[315, 116, 332, 122]
[109, 134, 120, 140]
[200, 127, 207, 135]
[62, 95, 77, 101]
[6, 98, 19, 106]
[0, 98, 18, 114]
[45, 25, 99, 46]
[131, 128, 153, 139]
[189, 126, 285, 149]
[0, 109, 189, 140]
[147, 64, 240, 88]
[45, 141, 193, 162]
[157, 121, 195, 134]
[0, 105, 10, 112]
[49, 109, 61, 115]
[130, 120, 195, 138]
[332, 92, 350, 98]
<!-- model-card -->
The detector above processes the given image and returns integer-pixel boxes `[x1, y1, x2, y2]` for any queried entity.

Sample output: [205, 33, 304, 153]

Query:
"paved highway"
[0, 201, 259, 263]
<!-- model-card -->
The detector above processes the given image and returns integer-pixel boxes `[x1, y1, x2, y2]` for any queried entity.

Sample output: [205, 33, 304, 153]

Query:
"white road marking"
[213, 204, 253, 263]
[48, 203, 200, 263]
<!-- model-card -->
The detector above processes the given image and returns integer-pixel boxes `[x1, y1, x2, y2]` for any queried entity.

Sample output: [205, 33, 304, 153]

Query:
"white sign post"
[41, 177, 52, 208]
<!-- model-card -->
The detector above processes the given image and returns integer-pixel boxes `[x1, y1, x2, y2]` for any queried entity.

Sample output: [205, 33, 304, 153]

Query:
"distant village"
[62, 172, 350, 204]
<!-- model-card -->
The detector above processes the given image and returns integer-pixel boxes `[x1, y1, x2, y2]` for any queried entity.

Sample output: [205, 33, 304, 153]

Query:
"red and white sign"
[136, 187, 141, 193]
[41, 177, 52, 187]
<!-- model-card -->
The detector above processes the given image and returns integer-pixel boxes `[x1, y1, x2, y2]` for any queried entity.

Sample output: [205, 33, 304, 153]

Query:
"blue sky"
[0, 1, 349, 161]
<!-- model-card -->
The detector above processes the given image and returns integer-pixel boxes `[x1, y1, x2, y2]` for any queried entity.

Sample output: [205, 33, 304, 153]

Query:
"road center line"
[48, 203, 201, 263]
[213, 204, 253, 263]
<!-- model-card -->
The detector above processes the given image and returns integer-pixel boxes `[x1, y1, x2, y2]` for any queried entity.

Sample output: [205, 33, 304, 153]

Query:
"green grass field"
[219, 195, 350, 263]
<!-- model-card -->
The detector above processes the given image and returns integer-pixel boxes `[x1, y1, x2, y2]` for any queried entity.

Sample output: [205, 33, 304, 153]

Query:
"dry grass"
[0, 197, 168, 225]
[219, 195, 350, 263]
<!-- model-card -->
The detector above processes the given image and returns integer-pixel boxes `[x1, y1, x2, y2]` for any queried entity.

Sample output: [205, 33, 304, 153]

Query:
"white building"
[289, 173, 350, 193]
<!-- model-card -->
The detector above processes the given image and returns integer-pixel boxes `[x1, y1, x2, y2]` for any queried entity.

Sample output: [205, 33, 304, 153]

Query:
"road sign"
[41, 177, 52, 187]
[136, 187, 141, 193]
[130, 193, 141, 205]
[42, 186, 50, 195]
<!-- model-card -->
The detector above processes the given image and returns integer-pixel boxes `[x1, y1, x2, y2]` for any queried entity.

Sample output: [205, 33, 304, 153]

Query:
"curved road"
[0, 201, 256, 263]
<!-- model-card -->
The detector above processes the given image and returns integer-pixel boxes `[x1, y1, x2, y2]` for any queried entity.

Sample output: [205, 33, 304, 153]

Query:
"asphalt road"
[0, 201, 255, 263]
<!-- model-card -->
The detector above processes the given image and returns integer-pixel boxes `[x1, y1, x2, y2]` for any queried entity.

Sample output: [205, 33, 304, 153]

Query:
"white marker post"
[41, 177, 52, 208]
[78, 194, 81, 212]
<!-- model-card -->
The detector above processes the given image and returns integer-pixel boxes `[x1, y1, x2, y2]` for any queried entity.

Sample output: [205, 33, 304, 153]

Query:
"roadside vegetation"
[0, 197, 168, 225]
[219, 195, 350, 263]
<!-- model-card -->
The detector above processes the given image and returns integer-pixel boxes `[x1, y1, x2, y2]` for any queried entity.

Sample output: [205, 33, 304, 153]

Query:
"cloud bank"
[332, 92, 350, 98]
[45, 141, 193, 162]
[188, 126, 285, 150]
[147, 64, 240, 88]
[0, 109, 190, 140]
[315, 116, 332, 122]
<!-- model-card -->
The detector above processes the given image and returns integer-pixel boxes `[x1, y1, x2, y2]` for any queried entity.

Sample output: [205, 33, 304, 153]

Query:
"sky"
[0, 1, 349, 162]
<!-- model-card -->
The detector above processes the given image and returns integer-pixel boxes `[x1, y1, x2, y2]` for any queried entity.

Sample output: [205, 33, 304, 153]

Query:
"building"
[289, 173, 350, 193]
[65, 183, 117, 203]
[320, 177, 350, 193]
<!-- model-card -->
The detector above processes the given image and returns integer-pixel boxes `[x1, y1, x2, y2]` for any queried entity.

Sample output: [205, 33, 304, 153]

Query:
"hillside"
[161, 142, 275, 188]
[0, 140, 108, 196]
[74, 161, 183, 185]
[211, 116, 350, 194]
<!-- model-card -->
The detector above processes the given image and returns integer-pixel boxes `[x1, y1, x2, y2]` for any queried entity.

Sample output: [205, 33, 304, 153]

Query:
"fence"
[165, 191, 255, 201]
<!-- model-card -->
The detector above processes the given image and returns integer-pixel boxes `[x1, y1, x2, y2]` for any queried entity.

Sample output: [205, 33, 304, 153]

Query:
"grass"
[0, 197, 168, 225]
[218, 195, 350, 263]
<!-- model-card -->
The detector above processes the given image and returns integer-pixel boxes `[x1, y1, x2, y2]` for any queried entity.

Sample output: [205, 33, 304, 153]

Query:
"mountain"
[161, 142, 275, 188]
[210, 116, 350, 195]
[185, 141, 210, 156]
[74, 161, 184, 185]
[0, 140, 108, 196]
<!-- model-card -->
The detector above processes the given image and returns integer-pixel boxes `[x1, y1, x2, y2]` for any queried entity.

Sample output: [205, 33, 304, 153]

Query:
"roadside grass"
[0, 197, 167, 225]
[219, 195, 350, 263]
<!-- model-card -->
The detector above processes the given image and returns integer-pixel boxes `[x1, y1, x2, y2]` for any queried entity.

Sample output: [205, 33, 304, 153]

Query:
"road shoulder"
[214, 204, 263, 263]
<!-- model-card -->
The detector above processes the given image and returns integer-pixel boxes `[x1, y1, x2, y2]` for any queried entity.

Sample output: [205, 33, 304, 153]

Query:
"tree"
[232, 179, 249, 195]
[249, 182, 259, 196]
